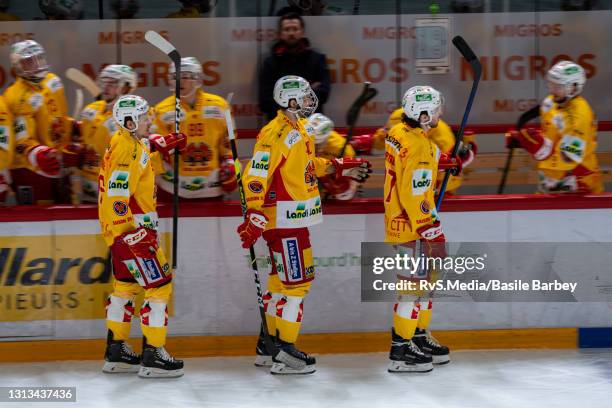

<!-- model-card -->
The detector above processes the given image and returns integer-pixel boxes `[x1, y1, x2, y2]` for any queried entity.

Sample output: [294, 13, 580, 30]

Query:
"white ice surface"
[1, 349, 612, 408]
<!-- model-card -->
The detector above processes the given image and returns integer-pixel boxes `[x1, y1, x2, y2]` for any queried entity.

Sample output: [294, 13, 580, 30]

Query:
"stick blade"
[346, 83, 378, 126]
[145, 30, 176, 56]
[65, 67, 101, 97]
[452, 36, 477, 62]
[452, 35, 481, 78]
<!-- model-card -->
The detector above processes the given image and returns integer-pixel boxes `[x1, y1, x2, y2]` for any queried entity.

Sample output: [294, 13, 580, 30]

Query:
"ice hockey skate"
[388, 329, 433, 373]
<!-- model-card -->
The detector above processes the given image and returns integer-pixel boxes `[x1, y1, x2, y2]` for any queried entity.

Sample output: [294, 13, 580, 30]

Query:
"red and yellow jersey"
[243, 111, 331, 230]
[372, 108, 404, 154]
[79, 100, 119, 201]
[98, 129, 158, 247]
[153, 89, 231, 198]
[384, 122, 440, 243]
[538, 95, 602, 192]
[382, 109, 473, 194]
[0, 96, 15, 174]
[3, 73, 71, 169]
[314, 130, 356, 160]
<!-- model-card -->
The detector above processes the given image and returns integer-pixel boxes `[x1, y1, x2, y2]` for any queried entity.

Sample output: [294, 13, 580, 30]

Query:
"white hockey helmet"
[39, 0, 84, 19]
[10, 40, 49, 83]
[168, 56, 203, 81]
[113, 95, 150, 132]
[546, 60, 585, 99]
[99, 64, 137, 92]
[307, 113, 334, 145]
[402, 86, 443, 126]
[273, 75, 318, 118]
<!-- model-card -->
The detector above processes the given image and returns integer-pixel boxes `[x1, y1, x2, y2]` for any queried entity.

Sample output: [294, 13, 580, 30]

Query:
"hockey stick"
[145, 30, 181, 272]
[65, 68, 101, 99]
[224, 93, 276, 355]
[497, 104, 540, 194]
[339, 82, 378, 158]
[435, 36, 481, 211]
[72, 88, 84, 119]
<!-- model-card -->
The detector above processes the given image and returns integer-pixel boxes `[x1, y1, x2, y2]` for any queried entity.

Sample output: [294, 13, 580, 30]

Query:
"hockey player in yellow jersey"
[0, 96, 15, 203]
[384, 86, 461, 373]
[99, 95, 186, 378]
[0, 94, 67, 203]
[3, 40, 77, 203]
[376, 107, 477, 194]
[305, 113, 360, 200]
[78, 64, 137, 202]
[237, 75, 371, 375]
[152, 57, 236, 201]
[506, 61, 602, 193]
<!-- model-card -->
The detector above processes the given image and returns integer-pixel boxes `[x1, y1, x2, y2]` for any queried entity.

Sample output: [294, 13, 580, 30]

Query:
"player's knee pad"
[105, 295, 136, 323]
[265, 228, 314, 285]
[276, 296, 303, 323]
[140, 301, 168, 328]
[263, 291, 283, 317]
[421, 298, 432, 310]
[394, 297, 420, 320]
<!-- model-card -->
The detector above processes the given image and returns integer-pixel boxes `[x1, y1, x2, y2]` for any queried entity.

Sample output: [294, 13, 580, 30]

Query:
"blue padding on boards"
[579, 328, 612, 348]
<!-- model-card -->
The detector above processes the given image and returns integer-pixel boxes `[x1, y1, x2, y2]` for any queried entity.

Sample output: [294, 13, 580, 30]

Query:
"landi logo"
[108, 170, 130, 197]
[560, 137, 585, 159]
[412, 169, 432, 195]
[182, 177, 206, 191]
[286, 198, 322, 220]
[249, 151, 270, 178]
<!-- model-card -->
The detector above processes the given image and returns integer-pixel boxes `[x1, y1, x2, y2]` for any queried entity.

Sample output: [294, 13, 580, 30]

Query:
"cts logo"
[249, 151, 270, 178]
[108, 171, 130, 197]
[412, 169, 432, 195]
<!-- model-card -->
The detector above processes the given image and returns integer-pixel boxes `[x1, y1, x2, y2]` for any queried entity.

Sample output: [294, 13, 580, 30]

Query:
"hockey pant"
[262, 228, 314, 344]
[106, 240, 172, 348]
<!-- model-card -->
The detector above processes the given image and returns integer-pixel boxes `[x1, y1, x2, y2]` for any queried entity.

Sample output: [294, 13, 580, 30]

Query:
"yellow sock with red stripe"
[393, 301, 420, 339]
[417, 299, 433, 330]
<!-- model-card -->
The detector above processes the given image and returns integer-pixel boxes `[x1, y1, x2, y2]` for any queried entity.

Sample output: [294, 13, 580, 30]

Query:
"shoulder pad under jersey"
[45, 74, 64, 92]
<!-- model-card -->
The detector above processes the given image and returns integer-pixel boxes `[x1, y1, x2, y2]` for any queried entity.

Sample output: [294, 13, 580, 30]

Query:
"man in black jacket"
[259, 12, 331, 121]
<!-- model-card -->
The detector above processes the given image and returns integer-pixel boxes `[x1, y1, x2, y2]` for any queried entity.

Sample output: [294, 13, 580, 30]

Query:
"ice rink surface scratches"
[1, 349, 611, 408]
